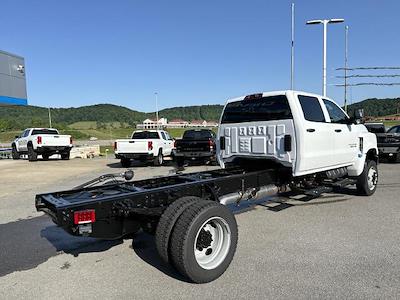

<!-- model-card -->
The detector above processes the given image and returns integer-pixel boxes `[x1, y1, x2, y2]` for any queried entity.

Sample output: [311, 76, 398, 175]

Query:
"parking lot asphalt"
[0, 158, 399, 299]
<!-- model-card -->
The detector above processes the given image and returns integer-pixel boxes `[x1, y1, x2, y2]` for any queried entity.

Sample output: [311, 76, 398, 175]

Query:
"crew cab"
[12, 128, 72, 161]
[218, 91, 378, 191]
[114, 130, 174, 167]
[36, 91, 378, 284]
[174, 129, 216, 165]
[365, 123, 400, 162]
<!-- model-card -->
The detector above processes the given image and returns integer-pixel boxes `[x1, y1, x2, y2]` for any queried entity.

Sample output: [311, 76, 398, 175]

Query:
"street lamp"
[306, 18, 344, 96]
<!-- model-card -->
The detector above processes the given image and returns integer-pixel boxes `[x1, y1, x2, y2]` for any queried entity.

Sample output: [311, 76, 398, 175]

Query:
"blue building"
[0, 50, 27, 105]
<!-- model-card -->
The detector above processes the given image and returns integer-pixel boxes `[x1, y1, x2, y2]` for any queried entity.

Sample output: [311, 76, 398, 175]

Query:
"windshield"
[132, 131, 160, 139]
[221, 95, 292, 124]
[183, 130, 214, 140]
[31, 129, 59, 135]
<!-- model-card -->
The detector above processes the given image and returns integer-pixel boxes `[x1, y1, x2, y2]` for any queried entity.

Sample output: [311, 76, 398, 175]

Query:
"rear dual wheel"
[155, 198, 238, 283]
[11, 145, 20, 160]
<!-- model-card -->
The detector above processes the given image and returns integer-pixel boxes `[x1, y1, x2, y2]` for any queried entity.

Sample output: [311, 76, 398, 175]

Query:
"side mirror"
[15, 135, 20, 139]
[351, 109, 364, 124]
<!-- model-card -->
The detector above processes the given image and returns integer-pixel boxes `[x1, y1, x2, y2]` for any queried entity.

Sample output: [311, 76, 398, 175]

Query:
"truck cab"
[217, 90, 378, 185]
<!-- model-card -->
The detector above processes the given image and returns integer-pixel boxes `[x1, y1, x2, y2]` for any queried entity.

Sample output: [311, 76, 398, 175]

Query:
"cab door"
[161, 131, 174, 155]
[17, 129, 30, 152]
[322, 99, 358, 165]
[295, 95, 336, 174]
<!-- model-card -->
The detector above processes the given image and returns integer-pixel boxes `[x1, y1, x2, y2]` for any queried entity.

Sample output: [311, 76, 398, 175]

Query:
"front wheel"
[169, 201, 238, 283]
[154, 151, 163, 166]
[356, 160, 378, 196]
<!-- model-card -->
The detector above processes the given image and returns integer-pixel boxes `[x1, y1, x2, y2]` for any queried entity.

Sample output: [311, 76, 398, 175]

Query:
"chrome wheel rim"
[367, 167, 378, 190]
[194, 217, 231, 270]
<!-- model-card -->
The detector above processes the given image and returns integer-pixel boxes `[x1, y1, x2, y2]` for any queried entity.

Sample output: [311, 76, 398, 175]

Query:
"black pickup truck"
[365, 123, 400, 162]
[174, 129, 216, 165]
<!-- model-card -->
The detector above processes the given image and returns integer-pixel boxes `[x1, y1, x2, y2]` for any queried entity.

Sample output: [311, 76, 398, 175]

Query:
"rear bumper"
[174, 151, 214, 159]
[115, 153, 154, 160]
[378, 144, 400, 155]
[36, 146, 72, 153]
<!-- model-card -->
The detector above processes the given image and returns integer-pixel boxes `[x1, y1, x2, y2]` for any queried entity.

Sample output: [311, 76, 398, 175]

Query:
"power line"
[334, 82, 400, 87]
[336, 66, 400, 70]
[337, 74, 400, 78]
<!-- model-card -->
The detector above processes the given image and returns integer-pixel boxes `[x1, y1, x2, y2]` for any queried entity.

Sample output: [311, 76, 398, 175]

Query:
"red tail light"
[148, 141, 153, 151]
[74, 209, 96, 224]
[173, 140, 177, 148]
[208, 139, 214, 149]
[37, 136, 42, 144]
[70, 137, 73, 145]
[114, 142, 117, 150]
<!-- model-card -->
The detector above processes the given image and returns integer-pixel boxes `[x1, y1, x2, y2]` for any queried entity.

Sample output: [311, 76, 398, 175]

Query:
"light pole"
[344, 25, 349, 113]
[306, 18, 344, 96]
[290, 3, 295, 90]
[48, 107, 52, 128]
[154, 92, 159, 128]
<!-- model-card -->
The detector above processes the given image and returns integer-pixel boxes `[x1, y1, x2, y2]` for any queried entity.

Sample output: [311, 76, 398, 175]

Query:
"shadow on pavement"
[131, 233, 190, 283]
[0, 215, 121, 277]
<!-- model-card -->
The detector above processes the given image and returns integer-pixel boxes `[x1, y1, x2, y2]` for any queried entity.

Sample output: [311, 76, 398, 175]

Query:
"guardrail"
[0, 148, 12, 159]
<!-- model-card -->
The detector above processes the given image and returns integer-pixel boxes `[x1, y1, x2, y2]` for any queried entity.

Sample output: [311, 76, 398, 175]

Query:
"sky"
[1, 0, 400, 112]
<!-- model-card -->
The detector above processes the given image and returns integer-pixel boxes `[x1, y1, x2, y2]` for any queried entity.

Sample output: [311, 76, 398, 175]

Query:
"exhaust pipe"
[219, 184, 278, 205]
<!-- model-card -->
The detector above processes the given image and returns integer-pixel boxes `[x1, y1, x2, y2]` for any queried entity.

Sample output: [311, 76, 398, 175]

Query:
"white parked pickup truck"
[217, 90, 379, 195]
[114, 130, 175, 167]
[12, 128, 72, 161]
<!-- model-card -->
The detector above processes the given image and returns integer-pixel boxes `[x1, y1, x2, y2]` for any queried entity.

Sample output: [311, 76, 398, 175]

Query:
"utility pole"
[306, 18, 344, 97]
[154, 92, 159, 128]
[48, 107, 52, 128]
[344, 25, 349, 113]
[290, 3, 295, 90]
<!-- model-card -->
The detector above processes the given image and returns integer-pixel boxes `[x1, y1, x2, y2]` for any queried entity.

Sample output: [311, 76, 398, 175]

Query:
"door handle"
[306, 128, 315, 132]
[335, 129, 342, 132]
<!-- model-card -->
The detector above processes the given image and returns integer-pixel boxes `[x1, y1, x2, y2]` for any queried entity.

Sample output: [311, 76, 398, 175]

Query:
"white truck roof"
[225, 90, 333, 104]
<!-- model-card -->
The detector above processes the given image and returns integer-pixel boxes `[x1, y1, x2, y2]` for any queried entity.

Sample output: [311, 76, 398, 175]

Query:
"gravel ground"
[0, 158, 399, 299]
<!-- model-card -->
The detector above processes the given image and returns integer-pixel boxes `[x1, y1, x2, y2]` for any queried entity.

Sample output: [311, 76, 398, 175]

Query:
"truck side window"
[298, 95, 325, 122]
[323, 99, 348, 123]
[161, 132, 167, 140]
[388, 126, 400, 133]
[23, 130, 30, 137]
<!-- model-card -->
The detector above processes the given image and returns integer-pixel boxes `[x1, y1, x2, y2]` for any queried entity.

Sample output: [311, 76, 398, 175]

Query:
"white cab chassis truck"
[12, 128, 72, 161]
[114, 130, 175, 167]
[36, 91, 378, 284]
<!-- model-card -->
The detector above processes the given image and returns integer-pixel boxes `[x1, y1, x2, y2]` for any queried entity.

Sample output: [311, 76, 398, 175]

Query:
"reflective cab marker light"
[37, 136, 42, 144]
[74, 209, 96, 224]
[148, 141, 153, 150]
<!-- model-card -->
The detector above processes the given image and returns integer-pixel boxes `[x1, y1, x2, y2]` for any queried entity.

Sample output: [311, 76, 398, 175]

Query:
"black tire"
[155, 196, 201, 264]
[154, 150, 163, 166]
[388, 153, 399, 163]
[175, 156, 185, 167]
[42, 153, 50, 161]
[11, 144, 20, 160]
[61, 152, 70, 160]
[121, 158, 131, 168]
[356, 160, 378, 196]
[27, 144, 38, 162]
[170, 201, 238, 283]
